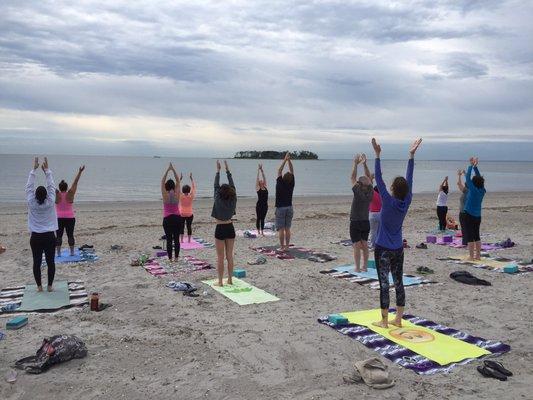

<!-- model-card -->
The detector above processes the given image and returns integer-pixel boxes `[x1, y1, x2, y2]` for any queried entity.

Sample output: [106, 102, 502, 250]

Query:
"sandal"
[416, 243, 428, 249]
[484, 360, 513, 377]
[477, 365, 507, 381]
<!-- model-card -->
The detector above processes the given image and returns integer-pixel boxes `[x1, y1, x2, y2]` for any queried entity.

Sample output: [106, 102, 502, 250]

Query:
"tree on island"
[234, 150, 318, 160]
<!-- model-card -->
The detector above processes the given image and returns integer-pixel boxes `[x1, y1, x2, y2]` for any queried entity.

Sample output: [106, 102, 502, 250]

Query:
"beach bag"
[15, 334, 87, 374]
[343, 357, 395, 389]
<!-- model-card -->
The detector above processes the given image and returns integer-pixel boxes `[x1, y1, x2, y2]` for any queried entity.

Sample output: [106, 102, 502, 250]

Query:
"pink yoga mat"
[180, 239, 205, 250]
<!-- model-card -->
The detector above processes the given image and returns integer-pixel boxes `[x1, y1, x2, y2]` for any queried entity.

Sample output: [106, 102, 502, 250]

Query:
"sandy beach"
[0, 192, 532, 400]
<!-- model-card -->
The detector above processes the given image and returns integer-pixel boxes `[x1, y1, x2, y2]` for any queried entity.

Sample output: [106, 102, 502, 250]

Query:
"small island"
[234, 150, 318, 160]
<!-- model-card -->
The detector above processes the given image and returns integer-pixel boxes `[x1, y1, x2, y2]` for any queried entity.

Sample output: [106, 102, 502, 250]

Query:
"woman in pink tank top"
[55, 165, 85, 256]
[179, 173, 196, 243]
[161, 163, 182, 261]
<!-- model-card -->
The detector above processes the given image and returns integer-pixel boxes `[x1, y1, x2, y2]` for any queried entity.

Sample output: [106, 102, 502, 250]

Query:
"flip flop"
[484, 360, 513, 377]
[477, 365, 507, 381]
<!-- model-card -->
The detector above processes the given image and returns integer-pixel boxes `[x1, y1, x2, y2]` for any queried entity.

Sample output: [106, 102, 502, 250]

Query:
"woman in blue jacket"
[371, 137, 422, 329]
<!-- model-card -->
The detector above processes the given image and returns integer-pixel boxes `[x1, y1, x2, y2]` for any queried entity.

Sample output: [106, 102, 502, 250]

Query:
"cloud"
[0, 0, 532, 158]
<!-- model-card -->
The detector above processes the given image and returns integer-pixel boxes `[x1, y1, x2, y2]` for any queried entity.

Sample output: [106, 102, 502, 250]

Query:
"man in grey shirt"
[350, 154, 374, 272]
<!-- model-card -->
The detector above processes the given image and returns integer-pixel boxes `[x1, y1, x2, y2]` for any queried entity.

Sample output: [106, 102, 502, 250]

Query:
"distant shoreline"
[234, 150, 318, 160]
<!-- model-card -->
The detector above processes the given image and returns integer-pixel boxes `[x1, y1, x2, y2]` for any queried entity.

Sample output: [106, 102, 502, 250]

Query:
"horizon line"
[1, 152, 532, 162]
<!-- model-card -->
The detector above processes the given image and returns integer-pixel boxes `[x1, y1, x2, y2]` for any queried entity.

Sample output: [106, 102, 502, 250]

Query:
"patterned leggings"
[374, 247, 405, 309]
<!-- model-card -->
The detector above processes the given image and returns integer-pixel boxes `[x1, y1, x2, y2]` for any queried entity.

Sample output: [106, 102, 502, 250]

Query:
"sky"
[0, 0, 532, 160]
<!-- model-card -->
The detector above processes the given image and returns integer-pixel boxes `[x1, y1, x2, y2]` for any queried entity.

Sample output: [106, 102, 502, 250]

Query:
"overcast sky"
[0, 0, 532, 159]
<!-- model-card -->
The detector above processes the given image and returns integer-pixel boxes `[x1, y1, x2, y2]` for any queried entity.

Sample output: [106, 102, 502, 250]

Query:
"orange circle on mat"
[390, 328, 435, 343]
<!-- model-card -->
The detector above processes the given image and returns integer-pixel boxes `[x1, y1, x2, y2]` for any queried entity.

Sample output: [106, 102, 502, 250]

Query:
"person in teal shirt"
[463, 157, 486, 260]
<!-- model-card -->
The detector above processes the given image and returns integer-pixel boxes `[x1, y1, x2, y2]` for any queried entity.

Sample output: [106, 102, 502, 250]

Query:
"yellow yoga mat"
[452, 255, 508, 269]
[340, 309, 490, 366]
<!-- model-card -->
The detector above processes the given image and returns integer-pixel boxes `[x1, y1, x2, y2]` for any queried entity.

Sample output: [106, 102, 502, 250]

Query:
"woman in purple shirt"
[371, 137, 422, 329]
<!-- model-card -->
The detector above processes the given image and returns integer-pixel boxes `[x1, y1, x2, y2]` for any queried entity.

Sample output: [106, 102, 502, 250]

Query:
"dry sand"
[0, 192, 532, 400]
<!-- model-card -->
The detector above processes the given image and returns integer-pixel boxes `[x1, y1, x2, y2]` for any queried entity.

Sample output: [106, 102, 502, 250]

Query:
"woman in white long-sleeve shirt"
[26, 157, 58, 292]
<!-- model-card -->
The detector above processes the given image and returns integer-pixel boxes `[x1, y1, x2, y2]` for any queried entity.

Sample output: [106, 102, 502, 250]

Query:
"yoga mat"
[54, 249, 84, 263]
[318, 311, 510, 374]
[332, 265, 424, 286]
[45, 249, 98, 264]
[202, 278, 279, 305]
[341, 309, 489, 366]
[180, 239, 205, 250]
[450, 255, 509, 269]
[19, 281, 70, 311]
[236, 229, 276, 237]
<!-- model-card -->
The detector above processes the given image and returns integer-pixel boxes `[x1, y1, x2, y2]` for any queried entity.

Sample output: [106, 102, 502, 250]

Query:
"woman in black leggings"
[161, 163, 182, 261]
[26, 157, 58, 292]
[255, 164, 268, 235]
[436, 176, 449, 231]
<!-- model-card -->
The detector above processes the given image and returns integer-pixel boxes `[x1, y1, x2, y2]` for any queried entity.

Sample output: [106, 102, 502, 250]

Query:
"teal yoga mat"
[19, 281, 70, 311]
[333, 265, 423, 286]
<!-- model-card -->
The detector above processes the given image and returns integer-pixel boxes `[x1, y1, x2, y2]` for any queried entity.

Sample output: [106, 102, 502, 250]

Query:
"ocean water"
[1, 154, 532, 203]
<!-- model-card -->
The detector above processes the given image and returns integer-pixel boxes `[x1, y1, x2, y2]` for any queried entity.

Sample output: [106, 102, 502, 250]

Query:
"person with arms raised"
[26, 157, 58, 292]
[275, 152, 295, 251]
[370, 138, 422, 329]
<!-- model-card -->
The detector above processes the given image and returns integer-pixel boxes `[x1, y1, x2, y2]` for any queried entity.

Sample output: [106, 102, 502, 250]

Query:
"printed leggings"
[374, 246, 405, 310]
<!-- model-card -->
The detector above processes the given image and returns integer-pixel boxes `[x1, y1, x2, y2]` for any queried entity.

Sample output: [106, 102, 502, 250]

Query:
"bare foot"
[361, 268, 368, 273]
[47, 286, 54, 292]
[389, 319, 402, 328]
[355, 268, 361, 273]
[372, 320, 388, 329]
[37, 286, 43, 292]
[474, 257, 481, 261]
[226, 278, 233, 285]
[213, 281, 223, 287]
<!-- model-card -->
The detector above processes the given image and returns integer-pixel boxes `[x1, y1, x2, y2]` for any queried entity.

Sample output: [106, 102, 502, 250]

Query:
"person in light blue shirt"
[463, 157, 486, 260]
[26, 157, 58, 292]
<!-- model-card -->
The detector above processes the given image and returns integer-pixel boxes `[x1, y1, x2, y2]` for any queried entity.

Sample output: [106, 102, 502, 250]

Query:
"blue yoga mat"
[42, 249, 97, 265]
[333, 264, 423, 286]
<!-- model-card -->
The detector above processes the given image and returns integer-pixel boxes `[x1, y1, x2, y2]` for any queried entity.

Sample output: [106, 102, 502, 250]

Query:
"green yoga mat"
[19, 281, 70, 311]
[202, 278, 279, 305]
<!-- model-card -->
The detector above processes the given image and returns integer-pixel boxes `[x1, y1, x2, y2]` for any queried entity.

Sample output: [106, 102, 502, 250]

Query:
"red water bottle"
[90, 292, 99, 311]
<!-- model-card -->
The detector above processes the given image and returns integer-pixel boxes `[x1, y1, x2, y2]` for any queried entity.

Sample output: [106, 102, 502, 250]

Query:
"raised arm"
[406, 138, 421, 191]
[351, 154, 360, 186]
[224, 160, 235, 188]
[256, 165, 261, 191]
[170, 163, 181, 194]
[278, 153, 289, 177]
[26, 157, 39, 202]
[362, 154, 371, 179]
[190, 173, 196, 197]
[456, 169, 465, 192]
[464, 157, 478, 190]
[68, 165, 85, 200]
[214, 160, 221, 195]
[371, 138, 390, 200]
[260, 165, 267, 187]
[42, 157, 56, 202]
[287, 158, 294, 175]
[161, 163, 171, 199]
[439, 176, 448, 192]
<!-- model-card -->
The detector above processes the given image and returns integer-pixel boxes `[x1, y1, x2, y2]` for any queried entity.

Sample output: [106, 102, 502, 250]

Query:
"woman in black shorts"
[212, 160, 237, 286]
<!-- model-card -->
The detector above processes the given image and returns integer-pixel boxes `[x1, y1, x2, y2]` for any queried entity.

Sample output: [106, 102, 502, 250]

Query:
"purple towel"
[318, 312, 510, 375]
